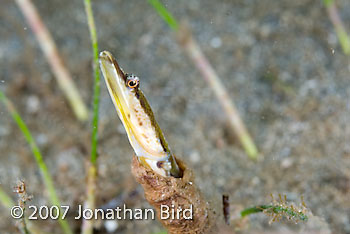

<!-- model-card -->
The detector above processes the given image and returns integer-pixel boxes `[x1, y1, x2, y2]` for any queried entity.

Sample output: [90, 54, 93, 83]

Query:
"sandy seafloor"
[0, 0, 350, 233]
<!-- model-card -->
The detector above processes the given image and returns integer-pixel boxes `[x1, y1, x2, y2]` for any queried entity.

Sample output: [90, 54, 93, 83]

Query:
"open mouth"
[99, 51, 133, 136]
[99, 51, 169, 161]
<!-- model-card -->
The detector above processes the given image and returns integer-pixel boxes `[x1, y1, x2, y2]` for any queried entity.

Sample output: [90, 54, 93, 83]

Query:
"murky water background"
[0, 0, 349, 233]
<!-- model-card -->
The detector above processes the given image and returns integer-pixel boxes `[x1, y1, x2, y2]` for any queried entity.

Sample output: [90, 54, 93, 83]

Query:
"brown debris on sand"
[131, 156, 216, 234]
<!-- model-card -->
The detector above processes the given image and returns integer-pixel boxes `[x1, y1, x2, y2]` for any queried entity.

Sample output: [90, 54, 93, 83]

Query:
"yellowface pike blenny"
[99, 51, 182, 178]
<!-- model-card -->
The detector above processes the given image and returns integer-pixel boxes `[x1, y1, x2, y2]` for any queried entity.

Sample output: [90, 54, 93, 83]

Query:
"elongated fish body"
[99, 51, 182, 178]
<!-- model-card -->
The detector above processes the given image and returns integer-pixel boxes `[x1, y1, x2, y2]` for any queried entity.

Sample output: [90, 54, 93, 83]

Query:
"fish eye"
[126, 74, 139, 89]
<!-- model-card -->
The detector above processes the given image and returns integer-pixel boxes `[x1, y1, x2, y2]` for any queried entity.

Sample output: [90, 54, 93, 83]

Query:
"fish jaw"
[99, 51, 182, 178]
